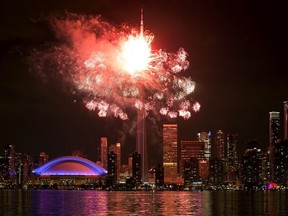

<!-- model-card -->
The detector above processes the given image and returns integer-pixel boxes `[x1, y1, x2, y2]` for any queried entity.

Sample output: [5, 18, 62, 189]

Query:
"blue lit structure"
[32, 156, 107, 176]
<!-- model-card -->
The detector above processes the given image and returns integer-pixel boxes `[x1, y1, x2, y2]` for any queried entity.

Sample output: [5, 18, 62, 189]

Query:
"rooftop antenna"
[140, 5, 144, 36]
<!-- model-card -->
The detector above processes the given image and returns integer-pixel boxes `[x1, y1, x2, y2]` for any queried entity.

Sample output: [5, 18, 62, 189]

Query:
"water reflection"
[0, 190, 288, 215]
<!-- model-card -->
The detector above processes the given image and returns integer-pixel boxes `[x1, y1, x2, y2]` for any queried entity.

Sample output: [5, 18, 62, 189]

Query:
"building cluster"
[0, 101, 288, 190]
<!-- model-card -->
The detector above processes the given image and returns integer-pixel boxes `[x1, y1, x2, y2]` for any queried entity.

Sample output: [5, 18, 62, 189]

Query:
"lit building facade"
[183, 158, 199, 186]
[163, 124, 178, 181]
[109, 143, 121, 181]
[155, 164, 164, 187]
[274, 140, 288, 185]
[215, 130, 225, 159]
[284, 101, 288, 140]
[209, 158, 225, 185]
[107, 152, 117, 186]
[198, 159, 209, 181]
[227, 134, 239, 183]
[100, 137, 108, 169]
[132, 152, 141, 186]
[180, 141, 205, 184]
[240, 141, 262, 188]
[269, 111, 281, 181]
[198, 132, 212, 160]
[181, 141, 205, 160]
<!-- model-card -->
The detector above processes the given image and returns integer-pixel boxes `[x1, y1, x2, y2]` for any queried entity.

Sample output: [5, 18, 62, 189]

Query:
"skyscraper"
[132, 152, 141, 186]
[227, 134, 238, 183]
[215, 130, 225, 159]
[107, 152, 117, 186]
[269, 111, 281, 180]
[227, 134, 238, 167]
[197, 132, 212, 160]
[284, 101, 288, 140]
[100, 137, 108, 169]
[181, 141, 205, 162]
[163, 124, 178, 182]
[109, 143, 121, 181]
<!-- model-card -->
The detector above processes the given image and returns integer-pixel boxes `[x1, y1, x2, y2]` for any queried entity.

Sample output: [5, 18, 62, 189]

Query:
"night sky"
[0, 0, 287, 166]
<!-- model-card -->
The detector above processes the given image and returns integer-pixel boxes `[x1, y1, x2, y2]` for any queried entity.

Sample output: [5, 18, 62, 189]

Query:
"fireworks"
[32, 13, 200, 120]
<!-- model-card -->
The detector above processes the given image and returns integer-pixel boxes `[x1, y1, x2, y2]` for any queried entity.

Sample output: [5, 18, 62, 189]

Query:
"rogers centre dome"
[32, 156, 107, 177]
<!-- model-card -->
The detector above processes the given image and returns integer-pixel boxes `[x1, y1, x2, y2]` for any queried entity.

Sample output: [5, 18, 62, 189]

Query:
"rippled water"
[0, 190, 288, 215]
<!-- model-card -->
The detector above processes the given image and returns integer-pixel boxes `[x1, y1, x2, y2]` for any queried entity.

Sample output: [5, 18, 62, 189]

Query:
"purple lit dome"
[32, 156, 107, 176]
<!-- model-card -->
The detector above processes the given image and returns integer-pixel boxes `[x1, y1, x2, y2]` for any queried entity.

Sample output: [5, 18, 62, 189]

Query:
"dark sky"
[0, 0, 287, 166]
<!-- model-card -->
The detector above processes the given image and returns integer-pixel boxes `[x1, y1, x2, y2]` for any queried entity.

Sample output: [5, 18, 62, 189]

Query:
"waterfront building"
[198, 132, 212, 160]
[215, 130, 225, 159]
[107, 152, 117, 186]
[198, 159, 209, 181]
[227, 134, 239, 183]
[109, 143, 121, 181]
[163, 124, 178, 182]
[240, 141, 262, 188]
[209, 158, 225, 185]
[180, 140, 205, 173]
[284, 101, 288, 140]
[155, 164, 164, 187]
[100, 137, 108, 169]
[183, 158, 199, 187]
[32, 156, 107, 187]
[269, 111, 281, 180]
[274, 140, 288, 185]
[4, 144, 15, 177]
[132, 152, 141, 186]
[261, 150, 270, 184]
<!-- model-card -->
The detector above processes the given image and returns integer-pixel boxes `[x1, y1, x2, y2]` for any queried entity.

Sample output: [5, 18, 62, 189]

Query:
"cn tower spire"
[140, 5, 144, 36]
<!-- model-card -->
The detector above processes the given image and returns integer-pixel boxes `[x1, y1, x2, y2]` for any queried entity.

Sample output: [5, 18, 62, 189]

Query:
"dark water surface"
[0, 190, 288, 215]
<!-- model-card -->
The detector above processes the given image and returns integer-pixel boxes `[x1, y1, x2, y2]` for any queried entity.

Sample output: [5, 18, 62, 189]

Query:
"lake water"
[0, 190, 288, 215]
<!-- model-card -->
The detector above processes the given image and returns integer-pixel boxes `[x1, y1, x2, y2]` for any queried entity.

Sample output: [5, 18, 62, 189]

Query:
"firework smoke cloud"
[31, 13, 200, 120]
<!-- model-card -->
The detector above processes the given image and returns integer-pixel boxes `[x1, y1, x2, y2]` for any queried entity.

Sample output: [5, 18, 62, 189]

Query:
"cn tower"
[136, 6, 148, 182]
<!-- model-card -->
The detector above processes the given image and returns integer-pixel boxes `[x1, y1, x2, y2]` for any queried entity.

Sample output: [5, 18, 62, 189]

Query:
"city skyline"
[0, 0, 287, 162]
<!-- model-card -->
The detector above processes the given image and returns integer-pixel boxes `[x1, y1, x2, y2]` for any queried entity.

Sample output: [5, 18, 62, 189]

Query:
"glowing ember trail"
[31, 13, 200, 120]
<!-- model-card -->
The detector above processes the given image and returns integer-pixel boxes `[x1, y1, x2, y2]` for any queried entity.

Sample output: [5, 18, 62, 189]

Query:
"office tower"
[107, 152, 117, 186]
[132, 152, 141, 186]
[109, 143, 121, 181]
[101, 137, 108, 169]
[240, 141, 262, 187]
[209, 158, 225, 185]
[261, 150, 270, 184]
[269, 111, 281, 180]
[198, 159, 209, 181]
[274, 140, 288, 185]
[198, 132, 212, 160]
[227, 134, 238, 183]
[163, 124, 178, 181]
[284, 101, 288, 140]
[4, 144, 15, 177]
[227, 134, 238, 167]
[183, 158, 199, 186]
[215, 130, 225, 159]
[180, 141, 205, 180]
[155, 164, 164, 187]
[181, 141, 205, 161]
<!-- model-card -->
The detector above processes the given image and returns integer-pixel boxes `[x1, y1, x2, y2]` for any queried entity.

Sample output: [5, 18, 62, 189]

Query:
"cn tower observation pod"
[32, 156, 107, 177]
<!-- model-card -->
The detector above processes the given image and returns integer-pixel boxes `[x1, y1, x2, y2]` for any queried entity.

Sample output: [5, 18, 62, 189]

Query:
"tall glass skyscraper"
[269, 111, 281, 180]
[284, 101, 288, 140]
[197, 132, 212, 160]
[163, 124, 178, 182]
[215, 130, 225, 159]
[100, 137, 108, 169]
